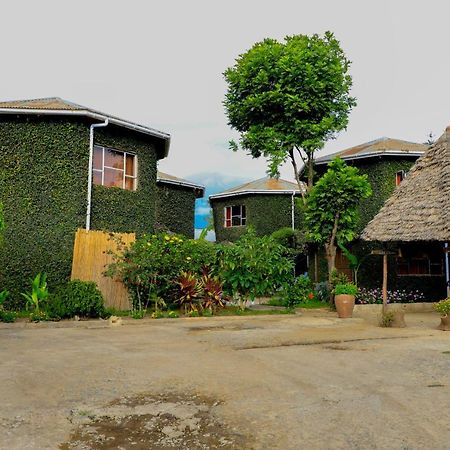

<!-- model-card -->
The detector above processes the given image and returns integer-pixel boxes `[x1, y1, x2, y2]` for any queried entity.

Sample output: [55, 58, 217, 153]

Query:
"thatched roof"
[362, 127, 450, 242]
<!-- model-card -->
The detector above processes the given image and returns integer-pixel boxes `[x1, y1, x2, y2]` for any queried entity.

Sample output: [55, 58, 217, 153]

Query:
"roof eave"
[315, 151, 425, 165]
[0, 107, 171, 158]
[157, 177, 205, 198]
[209, 189, 302, 200]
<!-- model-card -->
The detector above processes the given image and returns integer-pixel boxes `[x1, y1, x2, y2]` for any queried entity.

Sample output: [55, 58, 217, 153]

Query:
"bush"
[314, 282, 330, 303]
[217, 228, 294, 305]
[280, 276, 314, 308]
[434, 298, 450, 316]
[334, 283, 358, 296]
[107, 233, 217, 308]
[49, 280, 104, 318]
[0, 309, 16, 323]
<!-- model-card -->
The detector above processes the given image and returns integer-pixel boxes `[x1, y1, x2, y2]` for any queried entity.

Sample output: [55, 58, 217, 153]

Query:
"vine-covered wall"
[211, 193, 303, 242]
[156, 183, 196, 238]
[0, 116, 159, 307]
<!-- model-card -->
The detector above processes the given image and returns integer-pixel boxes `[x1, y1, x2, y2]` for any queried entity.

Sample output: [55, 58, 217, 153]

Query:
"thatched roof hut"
[362, 127, 450, 243]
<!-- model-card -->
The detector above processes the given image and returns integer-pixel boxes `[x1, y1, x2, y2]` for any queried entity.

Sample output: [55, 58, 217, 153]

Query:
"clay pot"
[335, 294, 355, 318]
[437, 315, 450, 331]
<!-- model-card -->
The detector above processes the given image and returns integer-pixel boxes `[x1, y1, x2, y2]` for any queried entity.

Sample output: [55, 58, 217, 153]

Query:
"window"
[395, 170, 405, 186]
[93, 145, 137, 191]
[396, 246, 443, 276]
[224, 205, 246, 228]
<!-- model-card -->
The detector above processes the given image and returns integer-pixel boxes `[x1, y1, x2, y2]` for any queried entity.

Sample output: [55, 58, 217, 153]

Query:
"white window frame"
[224, 205, 246, 228]
[93, 145, 138, 191]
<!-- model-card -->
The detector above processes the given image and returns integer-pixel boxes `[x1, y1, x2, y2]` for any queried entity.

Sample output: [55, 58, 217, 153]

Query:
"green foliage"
[21, 273, 49, 312]
[212, 194, 303, 243]
[279, 275, 315, 308]
[434, 298, 450, 316]
[380, 311, 395, 328]
[0, 309, 16, 323]
[330, 269, 349, 290]
[0, 117, 159, 308]
[107, 233, 217, 307]
[0, 203, 5, 244]
[49, 280, 104, 319]
[305, 158, 372, 245]
[334, 283, 358, 296]
[271, 227, 307, 252]
[217, 228, 294, 304]
[224, 32, 355, 186]
[0, 289, 9, 306]
[29, 310, 52, 322]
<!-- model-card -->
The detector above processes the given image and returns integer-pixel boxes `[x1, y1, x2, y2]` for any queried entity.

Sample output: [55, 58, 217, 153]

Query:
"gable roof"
[0, 97, 171, 158]
[315, 137, 427, 165]
[157, 171, 205, 198]
[362, 128, 450, 242]
[209, 176, 303, 200]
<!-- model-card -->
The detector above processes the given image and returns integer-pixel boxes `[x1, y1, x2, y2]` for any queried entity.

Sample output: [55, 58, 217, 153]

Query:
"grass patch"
[442, 351, 450, 355]
[266, 297, 328, 309]
[216, 306, 294, 316]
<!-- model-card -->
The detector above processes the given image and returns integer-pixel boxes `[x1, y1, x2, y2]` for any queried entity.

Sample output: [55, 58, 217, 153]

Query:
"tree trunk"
[307, 154, 314, 192]
[325, 243, 337, 285]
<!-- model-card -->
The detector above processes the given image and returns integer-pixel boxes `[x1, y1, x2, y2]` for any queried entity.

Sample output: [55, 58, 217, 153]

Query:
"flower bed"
[356, 287, 425, 305]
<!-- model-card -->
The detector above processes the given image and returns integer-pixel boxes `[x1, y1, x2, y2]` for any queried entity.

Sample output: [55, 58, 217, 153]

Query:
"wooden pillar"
[382, 253, 388, 314]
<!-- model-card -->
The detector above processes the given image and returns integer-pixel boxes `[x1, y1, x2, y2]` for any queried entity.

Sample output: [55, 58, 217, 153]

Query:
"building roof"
[209, 176, 303, 200]
[362, 128, 450, 243]
[157, 171, 205, 198]
[315, 137, 427, 165]
[0, 97, 171, 158]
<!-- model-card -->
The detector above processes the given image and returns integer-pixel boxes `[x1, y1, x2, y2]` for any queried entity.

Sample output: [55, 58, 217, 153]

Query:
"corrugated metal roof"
[209, 177, 303, 200]
[157, 171, 205, 198]
[315, 137, 427, 165]
[0, 97, 171, 158]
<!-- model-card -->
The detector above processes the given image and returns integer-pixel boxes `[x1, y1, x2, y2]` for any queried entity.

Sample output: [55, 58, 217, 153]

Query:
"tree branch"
[289, 148, 305, 201]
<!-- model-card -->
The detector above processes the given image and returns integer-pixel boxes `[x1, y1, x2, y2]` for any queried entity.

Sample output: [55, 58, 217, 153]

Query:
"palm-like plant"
[21, 273, 49, 311]
[201, 273, 225, 312]
[176, 272, 203, 313]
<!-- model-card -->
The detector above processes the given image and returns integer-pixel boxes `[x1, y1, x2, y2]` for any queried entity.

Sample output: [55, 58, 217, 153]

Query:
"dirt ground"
[1, 310, 449, 450]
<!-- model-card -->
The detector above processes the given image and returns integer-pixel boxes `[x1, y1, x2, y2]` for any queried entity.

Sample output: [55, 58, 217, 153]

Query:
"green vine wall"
[211, 193, 303, 242]
[0, 116, 159, 307]
[156, 183, 196, 237]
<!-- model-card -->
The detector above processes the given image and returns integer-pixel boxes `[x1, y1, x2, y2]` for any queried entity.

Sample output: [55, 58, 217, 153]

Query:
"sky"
[1, 0, 449, 229]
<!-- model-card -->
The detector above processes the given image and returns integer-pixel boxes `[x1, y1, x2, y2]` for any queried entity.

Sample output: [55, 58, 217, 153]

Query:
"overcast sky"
[1, 0, 449, 183]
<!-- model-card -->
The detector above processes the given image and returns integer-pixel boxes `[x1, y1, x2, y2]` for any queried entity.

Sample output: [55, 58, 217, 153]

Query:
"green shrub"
[434, 298, 450, 316]
[380, 311, 395, 327]
[49, 280, 104, 319]
[334, 283, 358, 296]
[314, 282, 330, 303]
[107, 233, 217, 308]
[280, 276, 315, 308]
[217, 228, 294, 306]
[0, 309, 16, 323]
[21, 273, 49, 312]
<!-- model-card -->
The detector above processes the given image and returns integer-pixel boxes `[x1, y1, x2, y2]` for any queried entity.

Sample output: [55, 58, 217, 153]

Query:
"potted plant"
[434, 298, 450, 331]
[334, 283, 358, 318]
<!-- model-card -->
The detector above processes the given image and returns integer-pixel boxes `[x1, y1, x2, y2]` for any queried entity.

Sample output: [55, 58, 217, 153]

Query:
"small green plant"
[187, 310, 200, 317]
[49, 280, 104, 319]
[166, 311, 179, 319]
[0, 310, 16, 323]
[334, 283, 358, 296]
[151, 310, 164, 319]
[29, 310, 52, 322]
[0, 289, 9, 305]
[380, 311, 395, 327]
[434, 298, 450, 316]
[131, 309, 146, 319]
[21, 273, 49, 312]
[202, 308, 213, 317]
[279, 276, 315, 308]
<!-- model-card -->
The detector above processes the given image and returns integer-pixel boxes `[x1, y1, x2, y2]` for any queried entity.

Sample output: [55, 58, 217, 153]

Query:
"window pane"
[125, 176, 135, 191]
[241, 218, 246, 225]
[93, 146, 103, 170]
[126, 154, 135, 176]
[104, 167, 123, 188]
[225, 219, 232, 228]
[104, 148, 124, 169]
[232, 216, 241, 226]
[232, 205, 240, 216]
[225, 207, 231, 220]
[241, 205, 246, 219]
[93, 170, 102, 186]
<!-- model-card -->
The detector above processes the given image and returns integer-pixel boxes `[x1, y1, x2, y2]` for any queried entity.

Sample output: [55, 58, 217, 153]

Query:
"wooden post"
[382, 253, 388, 315]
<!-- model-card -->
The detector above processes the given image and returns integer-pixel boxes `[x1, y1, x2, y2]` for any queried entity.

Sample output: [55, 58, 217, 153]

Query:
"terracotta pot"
[437, 315, 450, 331]
[335, 294, 355, 318]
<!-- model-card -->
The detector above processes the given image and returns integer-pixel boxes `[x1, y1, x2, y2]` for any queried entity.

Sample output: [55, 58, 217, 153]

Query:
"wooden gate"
[71, 229, 135, 310]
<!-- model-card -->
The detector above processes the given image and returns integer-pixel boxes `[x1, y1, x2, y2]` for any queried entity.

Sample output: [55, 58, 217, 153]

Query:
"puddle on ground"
[60, 392, 248, 450]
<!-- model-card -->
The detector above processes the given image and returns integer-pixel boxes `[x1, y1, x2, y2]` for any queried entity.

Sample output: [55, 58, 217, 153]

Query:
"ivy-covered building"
[209, 177, 303, 242]
[156, 171, 205, 238]
[0, 97, 199, 303]
[310, 136, 446, 299]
